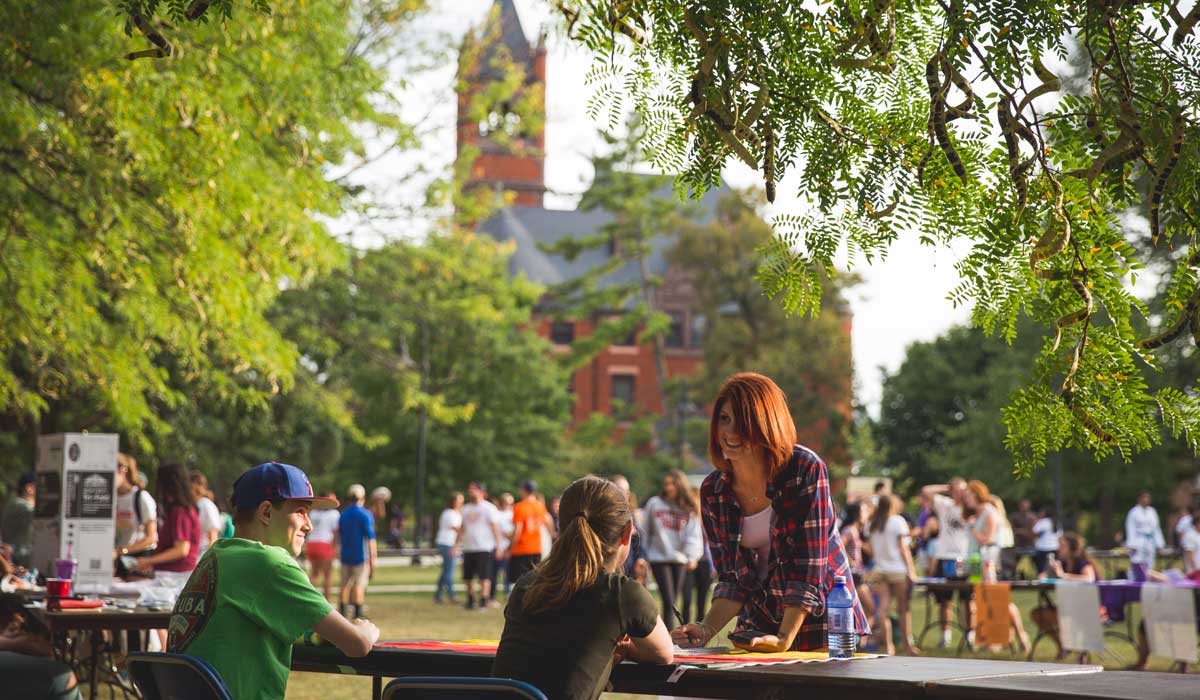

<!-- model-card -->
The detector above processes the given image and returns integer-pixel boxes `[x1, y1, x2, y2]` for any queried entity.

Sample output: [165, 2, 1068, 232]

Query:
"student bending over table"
[673, 372, 871, 653]
[492, 476, 673, 700]
[167, 462, 379, 700]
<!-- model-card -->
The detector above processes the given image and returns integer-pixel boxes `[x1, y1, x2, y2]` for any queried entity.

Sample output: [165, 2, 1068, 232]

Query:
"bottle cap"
[833, 575, 846, 585]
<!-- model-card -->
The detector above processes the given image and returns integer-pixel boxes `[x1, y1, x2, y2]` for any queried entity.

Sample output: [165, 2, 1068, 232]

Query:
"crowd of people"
[425, 470, 716, 629]
[1, 369, 1200, 700]
[834, 478, 1200, 658]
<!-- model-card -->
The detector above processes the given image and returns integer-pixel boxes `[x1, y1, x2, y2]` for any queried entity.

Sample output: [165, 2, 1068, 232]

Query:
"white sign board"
[1055, 582, 1105, 653]
[30, 433, 118, 588]
[1142, 584, 1199, 663]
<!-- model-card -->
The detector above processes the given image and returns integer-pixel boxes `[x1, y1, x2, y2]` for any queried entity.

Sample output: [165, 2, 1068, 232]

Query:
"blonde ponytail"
[522, 476, 630, 615]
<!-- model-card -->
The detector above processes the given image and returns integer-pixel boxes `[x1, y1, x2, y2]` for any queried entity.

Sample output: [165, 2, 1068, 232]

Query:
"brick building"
[459, 1, 852, 464]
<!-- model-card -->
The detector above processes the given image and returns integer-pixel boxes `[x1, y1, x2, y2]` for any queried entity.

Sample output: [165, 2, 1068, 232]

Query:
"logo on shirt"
[167, 553, 218, 651]
[654, 509, 692, 531]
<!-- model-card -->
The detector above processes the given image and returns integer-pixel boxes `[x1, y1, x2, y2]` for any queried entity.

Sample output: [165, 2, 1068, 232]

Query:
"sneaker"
[940, 630, 952, 648]
[465, 596, 475, 610]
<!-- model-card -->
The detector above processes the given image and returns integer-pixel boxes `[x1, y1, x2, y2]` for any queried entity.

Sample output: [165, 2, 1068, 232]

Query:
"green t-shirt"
[491, 571, 659, 700]
[167, 538, 332, 700]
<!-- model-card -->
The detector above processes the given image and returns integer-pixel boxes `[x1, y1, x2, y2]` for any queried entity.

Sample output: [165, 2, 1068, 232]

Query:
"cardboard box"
[30, 433, 119, 588]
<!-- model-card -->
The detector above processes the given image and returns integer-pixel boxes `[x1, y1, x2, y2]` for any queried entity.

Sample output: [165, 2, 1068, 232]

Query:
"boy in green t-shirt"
[168, 462, 379, 700]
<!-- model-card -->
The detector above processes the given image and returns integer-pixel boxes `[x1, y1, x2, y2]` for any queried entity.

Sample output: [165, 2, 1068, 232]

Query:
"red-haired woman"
[671, 373, 870, 652]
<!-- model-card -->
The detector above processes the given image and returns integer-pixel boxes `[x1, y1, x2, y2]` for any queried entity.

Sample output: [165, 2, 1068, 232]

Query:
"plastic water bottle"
[827, 575, 857, 658]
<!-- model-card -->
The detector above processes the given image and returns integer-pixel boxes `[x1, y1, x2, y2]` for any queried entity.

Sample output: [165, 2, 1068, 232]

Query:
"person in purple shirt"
[338, 484, 376, 619]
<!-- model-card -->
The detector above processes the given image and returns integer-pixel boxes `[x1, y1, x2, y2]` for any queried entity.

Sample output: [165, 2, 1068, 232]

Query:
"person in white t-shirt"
[306, 490, 342, 600]
[866, 494, 919, 655]
[490, 492, 516, 603]
[113, 453, 158, 562]
[1181, 513, 1200, 575]
[1032, 507, 1061, 574]
[458, 481, 501, 610]
[434, 492, 464, 604]
[921, 478, 971, 647]
[190, 472, 223, 556]
[1174, 506, 1196, 550]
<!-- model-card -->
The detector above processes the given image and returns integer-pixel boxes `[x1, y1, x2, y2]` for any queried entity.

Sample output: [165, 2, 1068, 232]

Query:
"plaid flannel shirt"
[701, 444, 871, 650]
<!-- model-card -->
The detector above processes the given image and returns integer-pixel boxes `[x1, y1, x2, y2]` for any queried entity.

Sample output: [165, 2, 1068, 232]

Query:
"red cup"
[46, 578, 72, 598]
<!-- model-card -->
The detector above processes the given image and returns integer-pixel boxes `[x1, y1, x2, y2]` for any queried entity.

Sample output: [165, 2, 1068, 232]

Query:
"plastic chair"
[126, 652, 233, 700]
[382, 677, 547, 700]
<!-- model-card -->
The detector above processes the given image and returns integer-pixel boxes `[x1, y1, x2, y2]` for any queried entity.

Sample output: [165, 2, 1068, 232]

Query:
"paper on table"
[1055, 581, 1105, 653]
[672, 646, 731, 656]
[1141, 584, 1198, 663]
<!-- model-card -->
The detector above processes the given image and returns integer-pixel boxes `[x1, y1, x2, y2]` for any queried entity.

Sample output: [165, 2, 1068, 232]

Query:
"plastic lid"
[834, 575, 846, 585]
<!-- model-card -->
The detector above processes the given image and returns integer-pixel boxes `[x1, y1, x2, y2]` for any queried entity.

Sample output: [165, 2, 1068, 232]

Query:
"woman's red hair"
[708, 373, 798, 479]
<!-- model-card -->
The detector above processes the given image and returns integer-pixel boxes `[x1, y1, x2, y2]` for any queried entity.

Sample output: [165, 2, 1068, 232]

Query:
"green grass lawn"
[281, 572, 1185, 700]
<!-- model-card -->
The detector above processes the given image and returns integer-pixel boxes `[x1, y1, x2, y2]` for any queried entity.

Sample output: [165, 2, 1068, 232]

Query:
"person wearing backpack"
[114, 453, 158, 561]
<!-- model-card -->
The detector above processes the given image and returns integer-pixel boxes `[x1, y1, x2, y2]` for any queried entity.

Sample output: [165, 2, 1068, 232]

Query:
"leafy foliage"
[875, 316, 1200, 543]
[270, 234, 573, 502]
[669, 190, 855, 466]
[0, 0, 419, 483]
[552, 0, 1200, 471]
[538, 119, 698, 371]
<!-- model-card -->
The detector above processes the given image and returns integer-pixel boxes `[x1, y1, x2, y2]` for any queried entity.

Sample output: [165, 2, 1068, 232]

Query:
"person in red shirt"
[509, 480, 553, 583]
[132, 463, 201, 576]
[132, 462, 201, 649]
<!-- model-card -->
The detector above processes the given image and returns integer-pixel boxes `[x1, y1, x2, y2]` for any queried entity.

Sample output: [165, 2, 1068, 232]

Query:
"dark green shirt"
[492, 571, 658, 700]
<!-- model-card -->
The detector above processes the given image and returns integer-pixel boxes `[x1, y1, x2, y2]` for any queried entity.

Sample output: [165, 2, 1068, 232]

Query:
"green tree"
[269, 233, 572, 515]
[552, 1, 1200, 472]
[876, 318, 1197, 543]
[669, 191, 855, 466]
[537, 119, 698, 436]
[0, 0, 418, 482]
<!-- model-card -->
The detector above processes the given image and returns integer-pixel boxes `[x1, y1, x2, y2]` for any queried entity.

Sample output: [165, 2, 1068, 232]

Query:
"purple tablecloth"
[1096, 580, 1200, 622]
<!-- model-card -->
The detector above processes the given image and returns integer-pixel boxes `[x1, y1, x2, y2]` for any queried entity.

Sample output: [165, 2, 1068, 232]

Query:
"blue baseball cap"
[231, 462, 339, 510]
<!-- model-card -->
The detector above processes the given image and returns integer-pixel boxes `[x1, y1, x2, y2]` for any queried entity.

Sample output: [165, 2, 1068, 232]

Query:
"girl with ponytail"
[492, 476, 673, 700]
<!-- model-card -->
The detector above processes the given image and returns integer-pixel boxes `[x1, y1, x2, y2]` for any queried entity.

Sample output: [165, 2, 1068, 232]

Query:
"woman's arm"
[683, 511, 704, 566]
[133, 540, 190, 571]
[622, 617, 674, 664]
[973, 509, 997, 545]
[737, 606, 808, 653]
[900, 535, 918, 580]
[123, 519, 158, 555]
[672, 596, 743, 648]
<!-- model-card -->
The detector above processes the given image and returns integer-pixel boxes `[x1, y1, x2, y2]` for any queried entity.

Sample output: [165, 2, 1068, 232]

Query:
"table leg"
[915, 589, 939, 649]
[373, 675, 381, 700]
[90, 630, 102, 700]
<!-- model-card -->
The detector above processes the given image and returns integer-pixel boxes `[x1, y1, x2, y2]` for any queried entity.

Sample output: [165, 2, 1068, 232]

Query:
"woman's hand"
[131, 560, 154, 575]
[670, 623, 714, 648]
[731, 634, 788, 653]
[1051, 560, 1064, 578]
[613, 635, 635, 663]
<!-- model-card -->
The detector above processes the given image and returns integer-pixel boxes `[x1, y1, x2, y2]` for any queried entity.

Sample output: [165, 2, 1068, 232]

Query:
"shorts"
[508, 553, 541, 582]
[868, 571, 911, 586]
[462, 551, 494, 581]
[306, 541, 333, 562]
[341, 563, 370, 589]
[932, 559, 973, 603]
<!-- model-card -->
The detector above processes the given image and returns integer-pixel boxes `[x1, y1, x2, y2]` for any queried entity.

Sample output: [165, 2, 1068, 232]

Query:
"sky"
[341, 0, 973, 414]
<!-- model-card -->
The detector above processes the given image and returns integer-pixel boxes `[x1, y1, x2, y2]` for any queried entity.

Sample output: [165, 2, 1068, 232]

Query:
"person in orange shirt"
[509, 480, 554, 583]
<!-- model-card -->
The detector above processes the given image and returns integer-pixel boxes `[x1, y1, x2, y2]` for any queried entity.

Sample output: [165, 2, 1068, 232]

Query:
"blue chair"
[382, 677, 547, 700]
[126, 652, 232, 700]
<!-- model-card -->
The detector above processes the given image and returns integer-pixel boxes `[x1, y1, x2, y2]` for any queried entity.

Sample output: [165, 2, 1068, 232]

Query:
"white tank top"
[741, 506, 774, 577]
